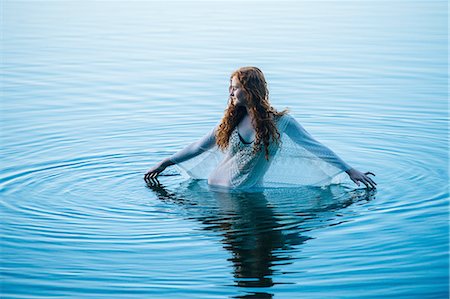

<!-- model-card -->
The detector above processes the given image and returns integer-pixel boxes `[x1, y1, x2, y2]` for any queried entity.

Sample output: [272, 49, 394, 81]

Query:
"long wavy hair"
[216, 66, 288, 160]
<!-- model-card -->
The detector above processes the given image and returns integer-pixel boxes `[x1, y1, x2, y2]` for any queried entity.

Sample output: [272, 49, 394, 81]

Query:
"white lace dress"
[169, 114, 352, 190]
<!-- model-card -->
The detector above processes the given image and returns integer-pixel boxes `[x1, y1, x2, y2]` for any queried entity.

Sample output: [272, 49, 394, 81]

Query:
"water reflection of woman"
[147, 180, 375, 298]
[210, 190, 308, 289]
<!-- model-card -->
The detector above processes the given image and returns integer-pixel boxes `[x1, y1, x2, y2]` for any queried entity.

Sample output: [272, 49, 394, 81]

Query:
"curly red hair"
[216, 66, 288, 160]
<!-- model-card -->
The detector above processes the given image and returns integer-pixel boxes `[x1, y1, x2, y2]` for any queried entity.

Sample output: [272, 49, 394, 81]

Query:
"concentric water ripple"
[1, 1, 448, 298]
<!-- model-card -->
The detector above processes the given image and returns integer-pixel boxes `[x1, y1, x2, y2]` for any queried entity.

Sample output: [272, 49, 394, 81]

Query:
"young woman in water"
[144, 66, 376, 190]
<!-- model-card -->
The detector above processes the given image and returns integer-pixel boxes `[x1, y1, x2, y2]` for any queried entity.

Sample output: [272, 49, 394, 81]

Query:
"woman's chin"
[231, 99, 247, 108]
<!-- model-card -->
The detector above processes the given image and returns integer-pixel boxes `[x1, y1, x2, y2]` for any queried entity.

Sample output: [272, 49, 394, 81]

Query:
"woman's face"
[229, 76, 247, 107]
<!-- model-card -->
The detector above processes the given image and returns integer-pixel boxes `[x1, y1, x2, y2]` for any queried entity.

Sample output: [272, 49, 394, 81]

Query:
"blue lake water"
[1, 1, 448, 298]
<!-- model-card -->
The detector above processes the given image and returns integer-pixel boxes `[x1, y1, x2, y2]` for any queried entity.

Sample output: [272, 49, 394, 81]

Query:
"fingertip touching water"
[144, 66, 376, 191]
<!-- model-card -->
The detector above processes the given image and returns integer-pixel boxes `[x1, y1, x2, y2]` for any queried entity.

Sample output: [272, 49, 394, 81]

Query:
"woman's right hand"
[144, 159, 174, 184]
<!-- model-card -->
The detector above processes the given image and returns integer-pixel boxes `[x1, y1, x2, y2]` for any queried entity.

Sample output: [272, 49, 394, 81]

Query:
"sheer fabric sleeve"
[169, 126, 217, 164]
[283, 114, 352, 172]
[170, 125, 225, 180]
[260, 114, 352, 188]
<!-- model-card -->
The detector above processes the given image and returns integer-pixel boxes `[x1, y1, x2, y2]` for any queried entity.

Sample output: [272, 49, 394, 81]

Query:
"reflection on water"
[147, 180, 376, 298]
[2, 0, 447, 297]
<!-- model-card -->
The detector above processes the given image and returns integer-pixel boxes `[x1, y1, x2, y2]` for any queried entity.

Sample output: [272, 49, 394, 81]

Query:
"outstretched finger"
[145, 172, 155, 183]
[360, 177, 370, 189]
[367, 180, 376, 189]
[363, 176, 376, 189]
[366, 176, 377, 187]
[365, 172, 376, 177]
[146, 175, 157, 186]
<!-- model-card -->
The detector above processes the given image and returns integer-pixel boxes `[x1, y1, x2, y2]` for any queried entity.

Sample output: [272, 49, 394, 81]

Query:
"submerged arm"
[144, 126, 217, 182]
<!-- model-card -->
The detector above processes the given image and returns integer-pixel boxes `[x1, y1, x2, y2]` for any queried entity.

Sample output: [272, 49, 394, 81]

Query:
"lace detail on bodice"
[226, 128, 265, 187]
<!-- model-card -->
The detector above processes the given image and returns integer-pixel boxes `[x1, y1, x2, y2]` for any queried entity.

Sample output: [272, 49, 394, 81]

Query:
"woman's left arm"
[283, 115, 376, 189]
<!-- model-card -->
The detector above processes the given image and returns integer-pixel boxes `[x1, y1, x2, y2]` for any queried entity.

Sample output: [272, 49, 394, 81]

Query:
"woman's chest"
[229, 129, 254, 155]
[236, 116, 255, 143]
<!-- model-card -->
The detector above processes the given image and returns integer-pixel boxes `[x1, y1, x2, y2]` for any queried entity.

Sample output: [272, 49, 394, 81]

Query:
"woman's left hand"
[346, 168, 377, 189]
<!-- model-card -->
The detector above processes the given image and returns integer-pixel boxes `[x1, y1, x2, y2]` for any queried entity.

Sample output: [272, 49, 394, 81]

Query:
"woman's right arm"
[144, 126, 217, 183]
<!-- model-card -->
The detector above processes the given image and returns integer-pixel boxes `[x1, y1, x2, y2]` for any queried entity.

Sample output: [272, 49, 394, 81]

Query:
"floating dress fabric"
[169, 114, 352, 190]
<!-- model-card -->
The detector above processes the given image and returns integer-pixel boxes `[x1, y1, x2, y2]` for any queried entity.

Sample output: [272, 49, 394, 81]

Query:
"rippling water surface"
[1, 1, 448, 298]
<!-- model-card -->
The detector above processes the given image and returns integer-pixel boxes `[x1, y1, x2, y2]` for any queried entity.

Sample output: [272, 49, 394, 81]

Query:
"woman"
[144, 66, 376, 190]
